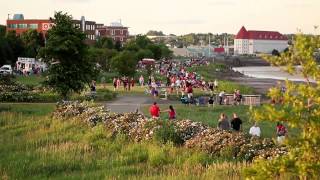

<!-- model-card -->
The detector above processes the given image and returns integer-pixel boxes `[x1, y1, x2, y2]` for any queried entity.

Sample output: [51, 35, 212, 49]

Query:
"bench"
[222, 94, 261, 106]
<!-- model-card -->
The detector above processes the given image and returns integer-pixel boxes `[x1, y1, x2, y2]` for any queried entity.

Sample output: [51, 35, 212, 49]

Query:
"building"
[73, 16, 97, 44]
[6, 14, 52, 35]
[96, 21, 129, 43]
[6, 14, 97, 44]
[234, 26, 288, 55]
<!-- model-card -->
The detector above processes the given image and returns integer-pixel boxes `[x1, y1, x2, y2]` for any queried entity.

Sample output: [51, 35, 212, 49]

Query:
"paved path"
[105, 95, 179, 113]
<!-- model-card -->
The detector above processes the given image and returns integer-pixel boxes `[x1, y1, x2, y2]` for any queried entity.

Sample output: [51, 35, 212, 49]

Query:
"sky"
[0, 0, 319, 35]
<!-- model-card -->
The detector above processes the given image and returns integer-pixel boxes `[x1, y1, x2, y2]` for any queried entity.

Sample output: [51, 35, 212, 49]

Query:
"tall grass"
[0, 104, 248, 179]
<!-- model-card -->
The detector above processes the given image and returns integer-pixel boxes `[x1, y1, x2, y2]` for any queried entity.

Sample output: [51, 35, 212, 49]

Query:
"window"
[111, 30, 115, 35]
[120, 37, 123, 41]
[18, 24, 27, 29]
[9, 24, 17, 28]
[28, 24, 38, 29]
[120, 30, 123, 34]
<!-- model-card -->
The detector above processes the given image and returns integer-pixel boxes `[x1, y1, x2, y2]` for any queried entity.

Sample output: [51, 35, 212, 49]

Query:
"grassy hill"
[0, 103, 246, 179]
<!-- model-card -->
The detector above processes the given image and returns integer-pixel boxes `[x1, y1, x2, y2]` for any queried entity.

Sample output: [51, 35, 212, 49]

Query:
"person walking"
[90, 80, 96, 99]
[214, 79, 218, 89]
[219, 90, 225, 105]
[217, 113, 230, 130]
[116, 77, 121, 89]
[139, 75, 144, 87]
[249, 122, 261, 137]
[113, 77, 117, 91]
[230, 113, 242, 131]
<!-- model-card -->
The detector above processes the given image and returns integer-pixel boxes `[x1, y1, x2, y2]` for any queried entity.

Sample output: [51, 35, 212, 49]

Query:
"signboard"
[42, 23, 54, 31]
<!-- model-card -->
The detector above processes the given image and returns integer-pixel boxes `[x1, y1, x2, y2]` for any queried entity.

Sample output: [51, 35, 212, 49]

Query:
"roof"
[213, 47, 225, 53]
[235, 26, 287, 40]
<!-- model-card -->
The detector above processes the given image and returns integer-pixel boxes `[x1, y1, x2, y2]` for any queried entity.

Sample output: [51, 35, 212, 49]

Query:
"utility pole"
[208, 33, 211, 58]
[226, 36, 229, 56]
[314, 25, 318, 35]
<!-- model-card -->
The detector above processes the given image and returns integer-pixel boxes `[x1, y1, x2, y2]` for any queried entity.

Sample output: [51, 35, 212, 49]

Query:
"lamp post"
[314, 25, 318, 35]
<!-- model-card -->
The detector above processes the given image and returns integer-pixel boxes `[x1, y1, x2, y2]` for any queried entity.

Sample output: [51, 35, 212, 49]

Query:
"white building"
[234, 26, 288, 55]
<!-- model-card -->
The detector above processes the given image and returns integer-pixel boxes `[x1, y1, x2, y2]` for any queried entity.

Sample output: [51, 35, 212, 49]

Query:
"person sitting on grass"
[180, 95, 189, 105]
[149, 102, 160, 119]
[161, 105, 176, 120]
[276, 122, 287, 144]
[151, 87, 158, 98]
[249, 122, 261, 137]
[230, 113, 242, 131]
[217, 113, 230, 130]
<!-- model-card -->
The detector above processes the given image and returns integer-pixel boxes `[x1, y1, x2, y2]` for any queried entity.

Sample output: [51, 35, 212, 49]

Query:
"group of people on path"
[112, 77, 135, 91]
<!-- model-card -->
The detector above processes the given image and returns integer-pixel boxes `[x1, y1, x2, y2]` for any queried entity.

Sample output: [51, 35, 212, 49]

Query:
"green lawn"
[15, 75, 44, 87]
[0, 103, 246, 179]
[141, 104, 295, 139]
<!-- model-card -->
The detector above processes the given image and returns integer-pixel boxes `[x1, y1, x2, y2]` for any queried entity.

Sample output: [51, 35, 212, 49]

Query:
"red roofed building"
[213, 47, 225, 54]
[234, 26, 288, 55]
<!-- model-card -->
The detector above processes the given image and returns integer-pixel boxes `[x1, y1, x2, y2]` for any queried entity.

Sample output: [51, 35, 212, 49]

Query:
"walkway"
[105, 95, 179, 113]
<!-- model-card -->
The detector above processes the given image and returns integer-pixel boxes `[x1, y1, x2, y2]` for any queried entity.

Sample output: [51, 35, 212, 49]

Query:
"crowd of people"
[112, 77, 135, 91]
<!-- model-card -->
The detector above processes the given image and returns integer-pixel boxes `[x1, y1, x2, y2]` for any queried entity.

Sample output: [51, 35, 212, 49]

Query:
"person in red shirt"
[149, 102, 160, 119]
[276, 122, 287, 144]
[162, 105, 176, 120]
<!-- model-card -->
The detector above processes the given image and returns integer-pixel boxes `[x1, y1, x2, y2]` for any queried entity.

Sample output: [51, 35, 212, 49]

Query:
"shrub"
[154, 120, 184, 145]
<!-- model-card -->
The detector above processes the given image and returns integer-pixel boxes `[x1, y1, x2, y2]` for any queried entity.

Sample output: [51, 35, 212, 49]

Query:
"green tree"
[114, 40, 122, 51]
[88, 47, 117, 71]
[95, 37, 114, 49]
[146, 44, 162, 60]
[0, 37, 14, 65]
[5, 31, 24, 64]
[135, 49, 153, 61]
[146, 30, 165, 36]
[39, 12, 97, 99]
[135, 35, 152, 49]
[111, 50, 137, 76]
[0, 25, 6, 38]
[21, 29, 44, 58]
[244, 34, 320, 179]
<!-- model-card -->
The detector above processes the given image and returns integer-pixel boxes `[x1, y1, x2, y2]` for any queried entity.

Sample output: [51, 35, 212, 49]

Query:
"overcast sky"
[0, 0, 319, 35]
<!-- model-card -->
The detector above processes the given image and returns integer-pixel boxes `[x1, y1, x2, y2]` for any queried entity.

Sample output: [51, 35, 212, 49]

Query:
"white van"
[0, 65, 13, 75]
[16, 57, 47, 75]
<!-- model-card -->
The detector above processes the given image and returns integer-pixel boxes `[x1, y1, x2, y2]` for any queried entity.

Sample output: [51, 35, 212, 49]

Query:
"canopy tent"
[142, 58, 155, 65]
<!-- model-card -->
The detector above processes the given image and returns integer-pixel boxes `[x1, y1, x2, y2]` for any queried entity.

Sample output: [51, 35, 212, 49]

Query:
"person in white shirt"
[249, 122, 261, 137]
[214, 79, 218, 88]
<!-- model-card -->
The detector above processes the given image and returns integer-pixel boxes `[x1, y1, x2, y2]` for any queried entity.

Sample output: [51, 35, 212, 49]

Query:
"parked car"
[0, 65, 13, 75]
